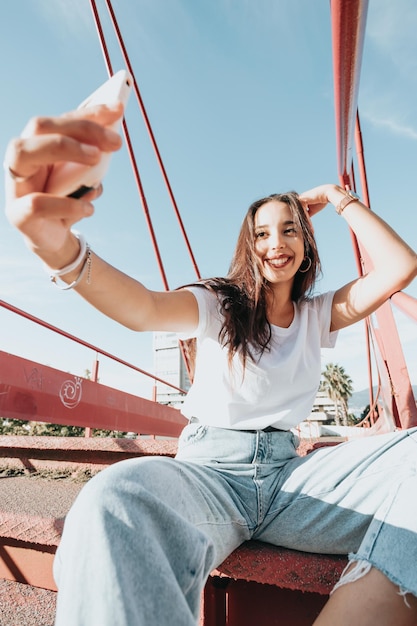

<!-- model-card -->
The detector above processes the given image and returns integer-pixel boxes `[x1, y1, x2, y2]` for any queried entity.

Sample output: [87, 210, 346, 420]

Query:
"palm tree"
[320, 363, 354, 427]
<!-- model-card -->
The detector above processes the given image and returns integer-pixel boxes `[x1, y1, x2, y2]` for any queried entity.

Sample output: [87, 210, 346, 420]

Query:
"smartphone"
[45, 69, 133, 198]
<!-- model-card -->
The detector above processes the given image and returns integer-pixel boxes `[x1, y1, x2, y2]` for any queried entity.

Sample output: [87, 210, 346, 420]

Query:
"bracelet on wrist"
[50, 246, 92, 290]
[44, 230, 87, 278]
[44, 230, 92, 290]
[336, 190, 360, 215]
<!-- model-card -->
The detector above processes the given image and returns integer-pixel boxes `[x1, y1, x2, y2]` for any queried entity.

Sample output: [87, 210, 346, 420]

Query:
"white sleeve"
[313, 291, 338, 348]
[177, 286, 219, 340]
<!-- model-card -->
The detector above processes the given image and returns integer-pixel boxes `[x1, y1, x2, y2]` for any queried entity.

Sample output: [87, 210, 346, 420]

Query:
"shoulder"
[182, 278, 243, 310]
[298, 291, 336, 313]
[179, 282, 223, 339]
[296, 291, 338, 348]
[183, 283, 215, 308]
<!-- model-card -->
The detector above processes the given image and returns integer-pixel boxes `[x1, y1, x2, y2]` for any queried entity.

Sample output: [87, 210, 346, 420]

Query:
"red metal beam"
[0, 351, 186, 437]
[354, 114, 417, 429]
[88, 0, 170, 290]
[331, 1, 417, 428]
[331, 2, 377, 416]
[391, 291, 417, 323]
[331, 0, 369, 186]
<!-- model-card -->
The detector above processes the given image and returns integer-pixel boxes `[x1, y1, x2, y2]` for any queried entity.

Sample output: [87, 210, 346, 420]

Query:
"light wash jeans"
[54, 424, 417, 625]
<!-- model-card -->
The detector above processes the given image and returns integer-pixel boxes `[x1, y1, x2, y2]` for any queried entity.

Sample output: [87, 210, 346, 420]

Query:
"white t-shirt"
[179, 287, 338, 430]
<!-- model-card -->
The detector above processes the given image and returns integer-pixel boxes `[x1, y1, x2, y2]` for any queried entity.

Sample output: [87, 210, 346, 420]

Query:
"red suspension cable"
[103, 0, 201, 280]
[89, 0, 170, 289]
[88, 0, 199, 381]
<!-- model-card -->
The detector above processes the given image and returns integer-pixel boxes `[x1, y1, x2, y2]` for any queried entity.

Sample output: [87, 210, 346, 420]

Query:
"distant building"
[153, 332, 191, 408]
[296, 391, 347, 438]
[309, 390, 337, 423]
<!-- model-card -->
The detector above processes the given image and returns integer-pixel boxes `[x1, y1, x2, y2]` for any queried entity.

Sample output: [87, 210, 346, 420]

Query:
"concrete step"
[0, 435, 178, 475]
[0, 578, 56, 626]
[0, 436, 178, 587]
[0, 436, 178, 622]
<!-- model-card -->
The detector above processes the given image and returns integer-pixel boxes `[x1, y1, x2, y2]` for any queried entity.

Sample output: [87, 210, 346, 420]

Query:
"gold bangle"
[336, 190, 360, 215]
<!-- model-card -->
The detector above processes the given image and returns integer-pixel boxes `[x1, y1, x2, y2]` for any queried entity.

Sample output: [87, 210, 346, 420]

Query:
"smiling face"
[254, 200, 305, 290]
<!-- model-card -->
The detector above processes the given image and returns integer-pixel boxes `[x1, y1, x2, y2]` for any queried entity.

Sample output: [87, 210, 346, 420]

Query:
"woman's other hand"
[299, 184, 341, 217]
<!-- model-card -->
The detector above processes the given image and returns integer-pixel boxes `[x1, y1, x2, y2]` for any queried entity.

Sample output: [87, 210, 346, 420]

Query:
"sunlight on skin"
[313, 567, 417, 626]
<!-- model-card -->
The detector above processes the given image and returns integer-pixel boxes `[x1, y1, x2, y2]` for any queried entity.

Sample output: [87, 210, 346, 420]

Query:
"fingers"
[4, 136, 101, 189]
[5, 182, 102, 265]
[298, 185, 333, 216]
[21, 102, 124, 140]
[57, 101, 125, 126]
[4, 103, 119, 266]
[8, 191, 95, 228]
[4, 104, 123, 192]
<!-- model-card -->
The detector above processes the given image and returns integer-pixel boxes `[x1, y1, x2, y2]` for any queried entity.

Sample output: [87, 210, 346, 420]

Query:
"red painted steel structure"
[0, 350, 186, 437]
[331, 0, 368, 189]
[392, 291, 417, 323]
[0, 299, 185, 395]
[331, 0, 417, 430]
[0, 298, 188, 436]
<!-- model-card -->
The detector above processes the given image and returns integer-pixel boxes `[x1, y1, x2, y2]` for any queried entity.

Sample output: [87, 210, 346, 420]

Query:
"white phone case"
[45, 69, 133, 197]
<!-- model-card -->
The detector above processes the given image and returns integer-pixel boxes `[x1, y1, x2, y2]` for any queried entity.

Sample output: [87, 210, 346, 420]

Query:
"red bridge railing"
[0, 299, 187, 437]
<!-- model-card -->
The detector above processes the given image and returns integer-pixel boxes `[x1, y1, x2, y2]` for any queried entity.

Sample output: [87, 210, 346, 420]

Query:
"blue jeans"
[54, 424, 417, 625]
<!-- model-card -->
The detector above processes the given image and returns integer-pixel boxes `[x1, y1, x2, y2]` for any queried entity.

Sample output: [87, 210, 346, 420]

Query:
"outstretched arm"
[4, 104, 199, 333]
[299, 184, 417, 331]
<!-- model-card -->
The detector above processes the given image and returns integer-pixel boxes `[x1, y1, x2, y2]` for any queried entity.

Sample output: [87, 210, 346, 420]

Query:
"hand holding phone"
[45, 69, 133, 198]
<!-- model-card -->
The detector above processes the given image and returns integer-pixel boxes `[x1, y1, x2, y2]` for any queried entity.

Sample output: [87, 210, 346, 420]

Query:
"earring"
[299, 256, 312, 273]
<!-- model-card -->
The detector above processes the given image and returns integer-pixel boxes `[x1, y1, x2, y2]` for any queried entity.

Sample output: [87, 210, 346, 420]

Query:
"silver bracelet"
[50, 246, 92, 290]
[45, 230, 87, 278]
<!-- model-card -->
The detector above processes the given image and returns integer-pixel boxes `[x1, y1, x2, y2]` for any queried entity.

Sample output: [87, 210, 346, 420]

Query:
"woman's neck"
[266, 288, 294, 328]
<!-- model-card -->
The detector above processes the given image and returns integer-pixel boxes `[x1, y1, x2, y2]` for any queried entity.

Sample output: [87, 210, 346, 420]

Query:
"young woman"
[4, 104, 417, 625]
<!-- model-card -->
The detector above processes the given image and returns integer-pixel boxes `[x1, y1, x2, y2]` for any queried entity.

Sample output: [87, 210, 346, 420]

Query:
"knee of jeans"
[68, 456, 174, 522]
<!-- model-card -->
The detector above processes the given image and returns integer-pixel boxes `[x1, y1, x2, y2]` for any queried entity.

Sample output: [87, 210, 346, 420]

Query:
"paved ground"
[0, 474, 84, 625]
[0, 475, 84, 518]
[0, 579, 56, 626]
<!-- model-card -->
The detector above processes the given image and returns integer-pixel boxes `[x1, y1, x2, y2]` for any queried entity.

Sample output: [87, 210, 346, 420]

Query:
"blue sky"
[0, 0, 416, 396]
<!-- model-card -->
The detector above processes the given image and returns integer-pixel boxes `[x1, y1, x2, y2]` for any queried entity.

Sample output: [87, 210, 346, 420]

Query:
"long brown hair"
[187, 192, 321, 369]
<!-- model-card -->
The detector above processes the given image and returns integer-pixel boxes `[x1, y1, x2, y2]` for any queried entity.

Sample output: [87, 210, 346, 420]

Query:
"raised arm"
[4, 104, 199, 333]
[299, 184, 417, 331]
